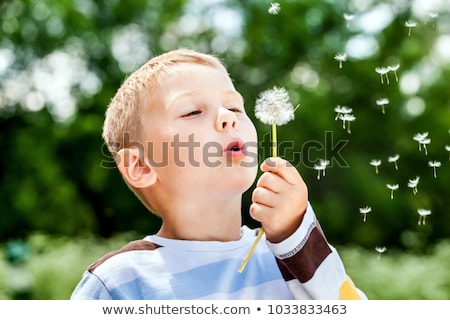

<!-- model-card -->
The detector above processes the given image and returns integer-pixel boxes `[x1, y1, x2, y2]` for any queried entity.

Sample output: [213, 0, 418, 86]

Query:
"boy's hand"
[250, 157, 308, 243]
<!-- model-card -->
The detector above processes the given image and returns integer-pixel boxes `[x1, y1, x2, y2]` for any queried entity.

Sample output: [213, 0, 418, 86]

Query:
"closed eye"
[182, 110, 202, 117]
[228, 107, 243, 113]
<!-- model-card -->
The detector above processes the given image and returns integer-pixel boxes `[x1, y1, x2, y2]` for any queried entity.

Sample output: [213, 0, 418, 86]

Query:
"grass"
[1, 233, 449, 299]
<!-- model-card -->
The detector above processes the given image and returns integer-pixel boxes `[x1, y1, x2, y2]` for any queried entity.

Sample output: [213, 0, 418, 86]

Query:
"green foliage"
[1, 233, 449, 299]
[0, 0, 449, 256]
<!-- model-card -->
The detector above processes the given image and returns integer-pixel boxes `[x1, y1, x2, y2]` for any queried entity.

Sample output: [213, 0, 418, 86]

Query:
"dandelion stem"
[272, 123, 277, 158]
[239, 123, 278, 272]
[238, 228, 264, 273]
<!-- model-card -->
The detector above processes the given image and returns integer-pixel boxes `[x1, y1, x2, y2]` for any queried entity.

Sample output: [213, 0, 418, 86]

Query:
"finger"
[249, 202, 272, 222]
[260, 157, 303, 186]
[255, 171, 285, 193]
[252, 186, 278, 208]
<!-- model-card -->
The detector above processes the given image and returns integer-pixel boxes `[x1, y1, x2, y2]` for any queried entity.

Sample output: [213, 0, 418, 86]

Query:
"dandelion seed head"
[359, 206, 372, 214]
[334, 105, 352, 114]
[408, 176, 420, 187]
[413, 132, 429, 142]
[376, 98, 389, 105]
[388, 64, 400, 71]
[428, 161, 441, 168]
[375, 246, 387, 253]
[386, 184, 399, 190]
[314, 163, 326, 171]
[417, 208, 431, 216]
[445, 145, 450, 151]
[375, 67, 389, 75]
[343, 13, 354, 21]
[339, 113, 355, 122]
[334, 52, 347, 62]
[268, 2, 281, 15]
[370, 159, 382, 166]
[388, 154, 400, 162]
[254, 86, 295, 126]
[405, 20, 418, 28]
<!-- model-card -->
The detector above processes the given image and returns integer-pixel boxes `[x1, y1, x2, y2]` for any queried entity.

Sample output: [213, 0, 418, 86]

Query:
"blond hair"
[102, 48, 228, 213]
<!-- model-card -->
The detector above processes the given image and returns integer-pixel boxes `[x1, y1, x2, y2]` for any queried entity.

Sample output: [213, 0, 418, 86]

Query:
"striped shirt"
[71, 204, 365, 300]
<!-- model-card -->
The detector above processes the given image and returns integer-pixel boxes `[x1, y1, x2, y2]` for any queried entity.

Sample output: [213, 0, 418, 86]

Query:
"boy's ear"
[116, 147, 157, 188]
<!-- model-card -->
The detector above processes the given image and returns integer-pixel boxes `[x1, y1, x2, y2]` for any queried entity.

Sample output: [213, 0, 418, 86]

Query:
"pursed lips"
[224, 138, 246, 158]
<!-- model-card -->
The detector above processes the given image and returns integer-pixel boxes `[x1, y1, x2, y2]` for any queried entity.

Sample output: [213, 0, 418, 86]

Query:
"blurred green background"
[1, 0, 449, 299]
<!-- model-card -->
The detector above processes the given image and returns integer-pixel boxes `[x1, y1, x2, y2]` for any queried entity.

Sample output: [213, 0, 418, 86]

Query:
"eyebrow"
[167, 90, 245, 110]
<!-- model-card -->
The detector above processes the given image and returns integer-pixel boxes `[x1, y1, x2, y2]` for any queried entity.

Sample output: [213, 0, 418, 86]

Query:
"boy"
[71, 48, 365, 300]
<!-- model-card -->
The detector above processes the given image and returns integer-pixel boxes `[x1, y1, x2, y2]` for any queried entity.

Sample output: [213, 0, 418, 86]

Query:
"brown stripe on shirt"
[88, 240, 161, 272]
[276, 226, 332, 283]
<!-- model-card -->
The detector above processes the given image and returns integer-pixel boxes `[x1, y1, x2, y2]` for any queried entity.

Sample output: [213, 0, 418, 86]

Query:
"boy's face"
[141, 63, 258, 197]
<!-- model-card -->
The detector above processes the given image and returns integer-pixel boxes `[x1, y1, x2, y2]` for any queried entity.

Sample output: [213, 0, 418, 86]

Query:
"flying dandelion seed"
[359, 206, 372, 222]
[413, 132, 429, 151]
[334, 52, 347, 69]
[417, 208, 431, 225]
[375, 246, 387, 260]
[407, 176, 420, 195]
[428, 160, 441, 178]
[386, 184, 399, 199]
[376, 98, 389, 114]
[338, 113, 355, 134]
[388, 154, 400, 170]
[334, 105, 352, 121]
[268, 2, 281, 15]
[405, 20, 418, 36]
[370, 159, 382, 174]
[343, 13, 354, 28]
[445, 145, 450, 161]
[426, 12, 439, 28]
[375, 67, 389, 84]
[239, 86, 296, 273]
[314, 159, 330, 180]
[388, 64, 400, 82]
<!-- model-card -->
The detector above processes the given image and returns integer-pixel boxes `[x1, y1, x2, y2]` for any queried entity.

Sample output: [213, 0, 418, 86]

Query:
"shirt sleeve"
[265, 202, 367, 300]
[70, 271, 114, 300]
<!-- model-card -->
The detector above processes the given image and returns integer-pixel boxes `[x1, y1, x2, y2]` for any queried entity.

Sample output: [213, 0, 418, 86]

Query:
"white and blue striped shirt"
[71, 204, 365, 300]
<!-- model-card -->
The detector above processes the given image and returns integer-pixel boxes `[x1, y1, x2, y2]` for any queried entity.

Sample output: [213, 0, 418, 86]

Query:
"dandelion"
[338, 113, 355, 134]
[334, 105, 352, 121]
[445, 145, 450, 160]
[386, 184, 399, 199]
[407, 176, 420, 195]
[343, 13, 354, 28]
[413, 132, 429, 151]
[239, 86, 296, 273]
[334, 52, 347, 69]
[375, 246, 387, 260]
[388, 64, 400, 82]
[376, 98, 389, 114]
[359, 206, 372, 222]
[428, 160, 441, 178]
[417, 208, 431, 225]
[268, 2, 281, 15]
[375, 66, 390, 84]
[314, 159, 330, 180]
[388, 154, 400, 170]
[405, 20, 418, 36]
[370, 159, 382, 174]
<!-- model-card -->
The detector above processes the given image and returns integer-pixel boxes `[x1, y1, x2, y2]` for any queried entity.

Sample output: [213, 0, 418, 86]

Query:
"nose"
[216, 108, 238, 131]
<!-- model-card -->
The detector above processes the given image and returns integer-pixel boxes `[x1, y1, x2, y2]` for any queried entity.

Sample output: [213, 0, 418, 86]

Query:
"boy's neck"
[155, 194, 243, 242]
